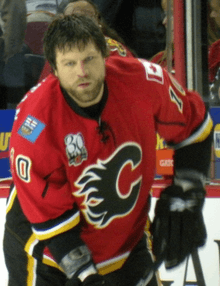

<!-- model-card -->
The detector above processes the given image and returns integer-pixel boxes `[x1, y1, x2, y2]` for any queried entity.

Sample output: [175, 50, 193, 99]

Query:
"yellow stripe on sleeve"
[32, 212, 80, 240]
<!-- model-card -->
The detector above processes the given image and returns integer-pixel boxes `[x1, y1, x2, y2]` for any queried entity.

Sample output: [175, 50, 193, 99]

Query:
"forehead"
[210, 0, 220, 9]
[64, 1, 97, 16]
[161, 0, 173, 11]
[55, 41, 100, 60]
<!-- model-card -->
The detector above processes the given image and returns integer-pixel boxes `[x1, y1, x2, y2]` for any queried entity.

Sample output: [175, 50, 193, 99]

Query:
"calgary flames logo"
[75, 143, 142, 228]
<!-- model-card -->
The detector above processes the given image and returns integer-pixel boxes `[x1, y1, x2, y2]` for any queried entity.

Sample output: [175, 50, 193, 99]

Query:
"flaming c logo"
[75, 143, 142, 228]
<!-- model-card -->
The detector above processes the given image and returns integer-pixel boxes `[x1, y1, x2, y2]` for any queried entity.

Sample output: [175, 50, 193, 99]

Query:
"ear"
[54, 69, 58, 77]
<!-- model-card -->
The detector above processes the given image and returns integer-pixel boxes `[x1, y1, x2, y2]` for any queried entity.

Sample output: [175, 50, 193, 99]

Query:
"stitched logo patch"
[65, 133, 87, 166]
[18, 115, 45, 143]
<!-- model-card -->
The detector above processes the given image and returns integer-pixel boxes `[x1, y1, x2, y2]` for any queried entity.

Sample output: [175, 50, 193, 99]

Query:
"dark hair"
[43, 14, 108, 70]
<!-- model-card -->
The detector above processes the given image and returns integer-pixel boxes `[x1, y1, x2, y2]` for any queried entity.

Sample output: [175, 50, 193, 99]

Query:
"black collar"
[62, 82, 108, 121]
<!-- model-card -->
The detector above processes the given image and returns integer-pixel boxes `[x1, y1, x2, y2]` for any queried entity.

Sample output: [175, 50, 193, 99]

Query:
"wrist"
[59, 245, 97, 280]
[174, 169, 206, 191]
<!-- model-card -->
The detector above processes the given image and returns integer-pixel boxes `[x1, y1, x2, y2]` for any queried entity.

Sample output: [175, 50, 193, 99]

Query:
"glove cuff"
[174, 169, 206, 191]
[59, 245, 97, 280]
[78, 264, 98, 282]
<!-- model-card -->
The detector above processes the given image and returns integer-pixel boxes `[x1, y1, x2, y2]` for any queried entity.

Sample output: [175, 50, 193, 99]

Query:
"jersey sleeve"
[139, 60, 213, 147]
[139, 60, 213, 179]
[9, 116, 84, 262]
[10, 116, 80, 236]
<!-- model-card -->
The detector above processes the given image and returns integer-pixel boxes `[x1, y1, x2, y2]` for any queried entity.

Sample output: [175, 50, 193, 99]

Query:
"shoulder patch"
[105, 36, 127, 57]
[18, 115, 45, 143]
[138, 59, 164, 84]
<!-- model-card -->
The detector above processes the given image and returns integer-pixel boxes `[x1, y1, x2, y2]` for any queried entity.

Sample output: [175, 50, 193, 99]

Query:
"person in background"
[38, 0, 136, 83]
[57, 0, 71, 14]
[150, 0, 175, 74]
[26, 10, 54, 24]
[89, 0, 123, 28]
[150, 0, 174, 73]
[63, 0, 130, 47]
[0, 0, 27, 109]
[152, 0, 216, 78]
[63, 0, 133, 50]
[0, 0, 26, 62]
[209, 0, 220, 41]
[208, 0, 220, 105]
[3, 14, 213, 286]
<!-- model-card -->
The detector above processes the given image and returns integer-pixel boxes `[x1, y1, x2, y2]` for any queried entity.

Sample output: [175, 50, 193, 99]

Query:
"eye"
[66, 61, 75, 66]
[84, 56, 94, 63]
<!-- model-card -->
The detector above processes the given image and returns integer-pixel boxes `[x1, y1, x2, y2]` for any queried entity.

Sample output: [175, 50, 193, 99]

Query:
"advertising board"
[0, 110, 15, 181]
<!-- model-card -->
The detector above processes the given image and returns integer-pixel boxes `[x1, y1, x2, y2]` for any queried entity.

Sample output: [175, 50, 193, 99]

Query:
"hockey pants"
[3, 228, 160, 286]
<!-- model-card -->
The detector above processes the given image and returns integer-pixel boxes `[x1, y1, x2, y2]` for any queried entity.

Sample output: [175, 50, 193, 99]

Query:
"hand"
[66, 274, 106, 286]
[150, 185, 206, 269]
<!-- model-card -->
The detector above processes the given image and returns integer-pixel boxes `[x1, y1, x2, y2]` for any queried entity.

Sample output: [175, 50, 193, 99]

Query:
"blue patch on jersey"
[18, 115, 45, 143]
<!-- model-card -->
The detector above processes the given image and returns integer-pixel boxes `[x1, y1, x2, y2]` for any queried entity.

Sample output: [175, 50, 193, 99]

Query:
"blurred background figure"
[151, 0, 217, 81]
[91, 0, 165, 59]
[150, 0, 174, 73]
[0, 0, 27, 109]
[57, 0, 70, 13]
[63, 0, 134, 51]
[0, 0, 59, 109]
[0, 0, 27, 62]
[130, 0, 165, 59]
[208, 0, 220, 105]
[58, 0, 165, 60]
[209, 0, 220, 42]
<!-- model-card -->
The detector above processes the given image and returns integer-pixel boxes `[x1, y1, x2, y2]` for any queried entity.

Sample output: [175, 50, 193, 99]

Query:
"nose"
[162, 16, 167, 27]
[210, 11, 218, 18]
[77, 61, 88, 78]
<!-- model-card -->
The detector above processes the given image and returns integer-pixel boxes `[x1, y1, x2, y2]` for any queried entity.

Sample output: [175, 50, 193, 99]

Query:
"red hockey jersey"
[7, 56, 212, 274]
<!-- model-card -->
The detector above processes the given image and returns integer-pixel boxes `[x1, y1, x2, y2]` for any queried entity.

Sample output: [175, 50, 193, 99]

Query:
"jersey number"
[16, 155, 31, 183]
[169, 86, 183, 113]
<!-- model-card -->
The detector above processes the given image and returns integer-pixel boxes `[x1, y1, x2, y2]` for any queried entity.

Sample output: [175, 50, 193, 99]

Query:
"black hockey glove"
[150, 184, 206, 269]
[66, 274, 106, 286]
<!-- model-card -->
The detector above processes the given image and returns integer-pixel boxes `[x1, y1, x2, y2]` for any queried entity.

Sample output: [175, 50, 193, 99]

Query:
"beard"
[65, 76, 105, 106]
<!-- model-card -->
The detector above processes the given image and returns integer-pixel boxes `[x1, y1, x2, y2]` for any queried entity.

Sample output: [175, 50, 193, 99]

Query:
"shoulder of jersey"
[21, 74, 59, 107]
[12, 74, 60, 144]
[15, 74, 60, 126]
[106, 56, 144, 74]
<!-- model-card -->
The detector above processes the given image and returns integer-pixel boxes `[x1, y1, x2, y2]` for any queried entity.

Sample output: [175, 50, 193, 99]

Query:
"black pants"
[3, 228, 160, 286]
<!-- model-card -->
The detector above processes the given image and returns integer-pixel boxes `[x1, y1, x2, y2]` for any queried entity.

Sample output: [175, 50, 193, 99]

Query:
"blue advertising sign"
[0, 109, 15, 180]
[209, 107, 220, 179]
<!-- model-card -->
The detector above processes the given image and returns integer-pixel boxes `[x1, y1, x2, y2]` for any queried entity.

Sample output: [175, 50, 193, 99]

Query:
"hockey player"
[3, 15, 213, 286]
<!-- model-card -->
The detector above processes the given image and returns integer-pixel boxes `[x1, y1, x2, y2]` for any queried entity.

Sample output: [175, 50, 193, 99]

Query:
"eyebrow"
[60, 52, 97, 63]
[61, 59, 76, 63]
